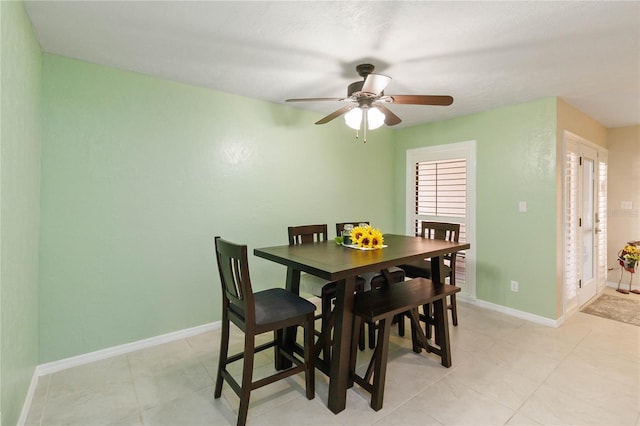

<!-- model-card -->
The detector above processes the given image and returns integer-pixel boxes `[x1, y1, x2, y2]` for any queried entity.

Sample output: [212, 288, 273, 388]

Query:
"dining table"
[254, 233, 471, 414]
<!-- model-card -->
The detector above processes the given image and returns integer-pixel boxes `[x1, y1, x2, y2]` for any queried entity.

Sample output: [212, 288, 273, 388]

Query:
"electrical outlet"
[511, 280, 519, 292]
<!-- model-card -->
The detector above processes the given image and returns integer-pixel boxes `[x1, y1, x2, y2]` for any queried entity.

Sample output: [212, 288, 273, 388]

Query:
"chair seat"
[252, 288, 316, 327]
[399, 259, 451, 281]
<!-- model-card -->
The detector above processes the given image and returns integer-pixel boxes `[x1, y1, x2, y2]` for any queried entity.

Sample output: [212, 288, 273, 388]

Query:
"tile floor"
[25, 289, 640, 425]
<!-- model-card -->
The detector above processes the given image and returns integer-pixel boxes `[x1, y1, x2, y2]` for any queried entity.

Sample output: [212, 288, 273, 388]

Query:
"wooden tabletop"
[254, 234, 470, 281]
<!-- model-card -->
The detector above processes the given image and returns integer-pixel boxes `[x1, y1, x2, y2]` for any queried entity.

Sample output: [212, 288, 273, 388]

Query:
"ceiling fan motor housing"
[347, 81, 364, 97]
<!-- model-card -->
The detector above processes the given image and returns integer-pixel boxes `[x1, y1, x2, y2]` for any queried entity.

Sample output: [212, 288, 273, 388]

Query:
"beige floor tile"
[141, 385, 234, 426]
[504, 411, 541, 425]
[396, 375, 515, 425]
[543, 352, 639, 415]
[519, 382, 638, 425]
[444, 353, 539, 410]
[132, 358, 214, 411]
[41, 356, 140, 425]
[23, 375, 50, 426]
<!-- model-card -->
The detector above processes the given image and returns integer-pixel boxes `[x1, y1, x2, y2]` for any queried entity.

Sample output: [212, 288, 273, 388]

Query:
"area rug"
[581, 294, 640, 327]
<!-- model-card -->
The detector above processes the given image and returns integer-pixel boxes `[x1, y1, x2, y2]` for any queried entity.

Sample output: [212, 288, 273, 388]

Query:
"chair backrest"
[420, 221, 460, 282]
[336, 221, 369, 236]
[420, 221, 460, 243]
[215, 236, 254, 324]
[288, 224, 328, 245]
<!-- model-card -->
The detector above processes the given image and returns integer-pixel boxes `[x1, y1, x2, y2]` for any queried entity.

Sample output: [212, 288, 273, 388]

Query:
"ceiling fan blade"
[390, 95, 454, 106]
[361, 73, 391, 96]
[374, 104, 402, 126]
[315, 104, 355, 125]
[286, 97, 344, 102]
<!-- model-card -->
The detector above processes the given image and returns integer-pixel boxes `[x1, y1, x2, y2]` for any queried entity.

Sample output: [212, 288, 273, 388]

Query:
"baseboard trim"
[37, 321, 221, 377]
[471, 298, 560, 327]
[606, 280, 640, 292]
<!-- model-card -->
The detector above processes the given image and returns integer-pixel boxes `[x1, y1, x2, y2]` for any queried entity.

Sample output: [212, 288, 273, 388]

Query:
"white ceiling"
[24, 1, 640, 129]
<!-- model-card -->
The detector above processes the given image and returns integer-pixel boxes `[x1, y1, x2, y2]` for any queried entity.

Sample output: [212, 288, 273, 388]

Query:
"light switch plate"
[519, 201, 527, 212]
[622, 201, 633, 210]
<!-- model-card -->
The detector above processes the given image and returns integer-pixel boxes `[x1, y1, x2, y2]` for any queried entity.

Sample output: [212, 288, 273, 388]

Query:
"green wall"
[393, 99, 558, 319]
[39, 54, 395, 363]
[0, 1, 42, 425]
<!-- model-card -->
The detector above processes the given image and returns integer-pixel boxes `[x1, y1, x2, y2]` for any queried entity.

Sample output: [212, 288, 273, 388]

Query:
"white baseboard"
[19, 321, 221, 425]
[467, 297, 560, 328]
[606, 280, 640, 291]
[36, 321, 221, 376]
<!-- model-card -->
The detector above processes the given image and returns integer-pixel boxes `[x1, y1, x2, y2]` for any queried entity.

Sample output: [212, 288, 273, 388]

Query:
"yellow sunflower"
[350, 225, 367, 246]
[369, 228, 384, 249]
[350, 225, 384, 249]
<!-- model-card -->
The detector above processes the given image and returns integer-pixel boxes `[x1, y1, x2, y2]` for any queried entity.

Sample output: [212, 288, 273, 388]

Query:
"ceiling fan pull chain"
[363, 111, 368, 143]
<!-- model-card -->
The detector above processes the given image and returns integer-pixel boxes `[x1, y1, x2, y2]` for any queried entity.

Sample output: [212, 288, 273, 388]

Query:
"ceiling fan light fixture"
[367, 107, 385, 130]
[345, 107, 363, 130]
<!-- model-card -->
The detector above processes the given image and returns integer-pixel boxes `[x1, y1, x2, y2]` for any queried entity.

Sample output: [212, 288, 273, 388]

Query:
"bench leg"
[449, 294, 458, 327]
[371, 318, 392, 411]
[433, 298, 452, 367]
[349, 316, 363, 388]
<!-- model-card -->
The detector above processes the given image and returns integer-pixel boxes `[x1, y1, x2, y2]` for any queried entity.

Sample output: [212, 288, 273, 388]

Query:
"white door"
[579, 145, 598, 305]
[406, 140, 476, 300]
[563, 132, 606, 312]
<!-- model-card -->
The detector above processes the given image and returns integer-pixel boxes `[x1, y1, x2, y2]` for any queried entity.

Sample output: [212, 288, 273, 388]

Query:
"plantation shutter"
[597, 156, 608, 284]
[414, 158, 467, 218]
[413, 158, 467, 283]
[564, 140, 580, 308]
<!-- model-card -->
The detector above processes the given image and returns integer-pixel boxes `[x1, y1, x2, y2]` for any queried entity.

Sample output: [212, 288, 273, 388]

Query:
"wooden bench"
[349, 277, 461, 411]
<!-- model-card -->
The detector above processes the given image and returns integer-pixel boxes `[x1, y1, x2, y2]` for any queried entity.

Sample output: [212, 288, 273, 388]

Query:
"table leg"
[276, 267, 301, 370]
[327, 275, 356, 414]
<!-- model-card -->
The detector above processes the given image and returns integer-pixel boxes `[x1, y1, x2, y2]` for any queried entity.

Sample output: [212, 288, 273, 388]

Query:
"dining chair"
[214, 236, 316, 426]
[398, 221, 461, 337]
[288, 224, 367, 357]
[336, 222, 406, 348]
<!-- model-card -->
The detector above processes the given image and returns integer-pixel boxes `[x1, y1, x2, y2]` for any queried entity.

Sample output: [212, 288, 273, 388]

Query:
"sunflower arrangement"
[350, 224, 385, 249]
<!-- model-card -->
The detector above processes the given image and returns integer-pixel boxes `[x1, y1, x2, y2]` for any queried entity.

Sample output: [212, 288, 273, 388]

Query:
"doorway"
[405, 140, 476, 301]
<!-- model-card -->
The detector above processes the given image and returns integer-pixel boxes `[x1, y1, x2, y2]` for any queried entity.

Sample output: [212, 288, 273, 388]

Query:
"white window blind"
[597, 159, 608, 283]
[414, 158, 467, 219]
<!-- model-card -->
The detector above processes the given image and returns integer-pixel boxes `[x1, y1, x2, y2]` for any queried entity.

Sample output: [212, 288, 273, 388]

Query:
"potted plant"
[618, 244, 640, 271]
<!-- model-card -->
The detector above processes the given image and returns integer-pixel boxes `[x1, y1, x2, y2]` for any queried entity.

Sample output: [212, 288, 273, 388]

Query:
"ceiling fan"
[286, 63, 453, 137]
